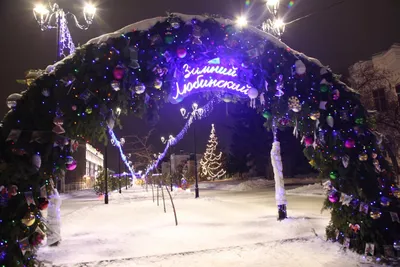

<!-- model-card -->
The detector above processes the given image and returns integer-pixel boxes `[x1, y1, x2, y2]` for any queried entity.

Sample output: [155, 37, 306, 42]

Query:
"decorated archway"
[1, 13, 399, 265]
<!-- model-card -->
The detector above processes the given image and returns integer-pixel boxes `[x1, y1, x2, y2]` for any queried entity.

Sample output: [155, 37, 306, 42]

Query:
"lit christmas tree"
[200, 124, 226, 180]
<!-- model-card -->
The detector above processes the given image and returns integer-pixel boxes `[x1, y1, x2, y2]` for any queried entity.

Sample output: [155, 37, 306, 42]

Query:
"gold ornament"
[358, 153, 368, 161]
[370, 210, 381, 220]
[310, 111, 320, 120]
[288, 96, 301, 112]
[21, 212, 36, 227]
[309, 159, 316, 167]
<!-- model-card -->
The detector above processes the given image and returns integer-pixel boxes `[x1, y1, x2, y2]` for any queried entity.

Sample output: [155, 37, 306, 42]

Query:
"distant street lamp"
[180, 103, 203, 198]
[33, 2, 96, 60]
[161, 135, 175, 191]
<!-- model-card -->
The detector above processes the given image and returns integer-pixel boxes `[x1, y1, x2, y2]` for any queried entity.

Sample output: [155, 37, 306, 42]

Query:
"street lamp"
[180, 103, 203, 198]
[161, 135, 175, 191]
[262, 0, 285, 40]
[33, 2, 96, 60]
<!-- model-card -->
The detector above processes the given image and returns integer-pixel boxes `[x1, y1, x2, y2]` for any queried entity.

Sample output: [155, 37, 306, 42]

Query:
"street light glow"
[34, 3, 49, 15]
[266, 0, 280, 6]
[235, 15, 248, 27]
[83, 3, 96, 15]
[273, 18, 285, 29]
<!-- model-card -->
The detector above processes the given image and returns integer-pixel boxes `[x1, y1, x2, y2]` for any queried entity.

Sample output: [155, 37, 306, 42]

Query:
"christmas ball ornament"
[332, 89, 340, 100]
[113, 65, 125, 80]
[247, 88, 258, 99]
[8, 185, 18, 196]
[391, 188, 400, 199]
[170, 20, 180, 29]
[262, 110, 272, 119]
[221, 94, 232, 103]
[72, 105, 77, 111]
[326, 116, 334, 127]
[358, 153, 368, 161]
[310, 111, 320, 120]
[135, 84, 146, 94]
[370, 210, 381, 220]
[304, 136, 314, 146]
[111, 80, 120, 91]
[371, 153, 378, 159]
[288, 96, 301, 112]
[176, 47, 187, 58]
[355, 117, 364, 125]
[345, 139, 355, 149]
[6, 93, 22, 109]
[295, 60, 306, 75]
[32, 154, 41, 171]
[328, 191, 339, 203]
[31, 232, 45, 246]
[309, 159, 316, 167]
[66, 159, 77, 171]
[164, 33, 175, 44]
[85, 107, 93, 114]
[320, 84, 329, 93]
[380, 197, 391, 207]
[38, 197, 49, 210]
[329, 171, 338, 180]
[65, 156, 74, 165]
[154, 79, 163, 89]
[21, 212, 36, 227]
[42, 89, 50, 97]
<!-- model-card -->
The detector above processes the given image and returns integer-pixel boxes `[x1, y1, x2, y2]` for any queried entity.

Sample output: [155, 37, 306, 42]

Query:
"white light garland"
[199, 124, 226, 180]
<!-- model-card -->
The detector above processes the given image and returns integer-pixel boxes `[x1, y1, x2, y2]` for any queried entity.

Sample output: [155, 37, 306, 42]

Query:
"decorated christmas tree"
[200, 124, 226, 180]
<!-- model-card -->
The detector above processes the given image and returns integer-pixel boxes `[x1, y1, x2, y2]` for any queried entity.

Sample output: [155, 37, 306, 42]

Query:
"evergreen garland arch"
[0, 13, 399, 265]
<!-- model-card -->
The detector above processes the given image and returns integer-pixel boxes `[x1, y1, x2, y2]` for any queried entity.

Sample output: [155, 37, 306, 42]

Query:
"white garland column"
[271, 122, 287, 220]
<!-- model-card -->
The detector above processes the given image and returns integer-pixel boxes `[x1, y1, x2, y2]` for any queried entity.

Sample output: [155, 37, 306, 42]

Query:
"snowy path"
[38, 185, 375, 267]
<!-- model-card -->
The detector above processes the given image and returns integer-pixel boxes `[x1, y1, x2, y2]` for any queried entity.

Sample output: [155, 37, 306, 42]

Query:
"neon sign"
[170, 62, 251, 104]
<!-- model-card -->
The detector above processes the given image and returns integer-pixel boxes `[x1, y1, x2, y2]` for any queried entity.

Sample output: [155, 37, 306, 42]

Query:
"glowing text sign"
[171, 63, 251, 104]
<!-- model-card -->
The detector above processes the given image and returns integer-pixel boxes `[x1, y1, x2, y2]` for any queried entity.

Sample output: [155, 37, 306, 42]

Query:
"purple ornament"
[328, 191, 339, 203]
[345, 139, 355, 149]
[66, 160, 77, 171]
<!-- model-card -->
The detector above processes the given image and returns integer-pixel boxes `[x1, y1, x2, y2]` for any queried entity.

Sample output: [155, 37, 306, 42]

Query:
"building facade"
[63, 143, 104, 192]
[349, 43, 400, 111]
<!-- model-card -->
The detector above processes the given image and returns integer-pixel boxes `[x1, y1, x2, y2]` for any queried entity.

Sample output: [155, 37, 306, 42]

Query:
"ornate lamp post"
[33, 2, 96, 60]
[180, 103, 204, 198]
[161, 135, 175, 191]
[262, 0, 286, 40]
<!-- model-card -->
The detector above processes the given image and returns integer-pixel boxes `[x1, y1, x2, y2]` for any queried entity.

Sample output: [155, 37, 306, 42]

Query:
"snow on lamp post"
[33, 2, 96, 60]
[180, 103, 203, 198]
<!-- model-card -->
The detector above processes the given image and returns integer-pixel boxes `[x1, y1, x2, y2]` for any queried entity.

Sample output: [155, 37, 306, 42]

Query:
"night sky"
[0, 0, 399, 170]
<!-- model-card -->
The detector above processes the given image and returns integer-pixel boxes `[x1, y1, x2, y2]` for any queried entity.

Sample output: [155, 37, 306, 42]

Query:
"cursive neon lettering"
[183, 64, 238, 79]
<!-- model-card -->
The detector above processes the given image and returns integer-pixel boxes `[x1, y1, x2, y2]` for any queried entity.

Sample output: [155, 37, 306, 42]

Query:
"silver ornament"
[6, 93, 22, 109]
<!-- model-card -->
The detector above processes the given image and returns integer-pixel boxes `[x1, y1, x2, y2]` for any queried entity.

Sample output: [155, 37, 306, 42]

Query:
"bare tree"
[124, 129, 157, 170]
[349, 62, 400, 178]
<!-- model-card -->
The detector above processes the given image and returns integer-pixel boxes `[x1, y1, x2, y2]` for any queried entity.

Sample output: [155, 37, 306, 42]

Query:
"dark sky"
[0, 0, 399, 169]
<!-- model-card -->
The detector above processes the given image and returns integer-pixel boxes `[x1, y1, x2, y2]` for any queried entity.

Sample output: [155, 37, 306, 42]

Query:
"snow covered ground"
[287, 182, 326, 196]
[37, 182, 378, 267]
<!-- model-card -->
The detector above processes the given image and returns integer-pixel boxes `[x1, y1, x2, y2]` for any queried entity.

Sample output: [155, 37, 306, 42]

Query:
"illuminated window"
[372, 88, 386, 111]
